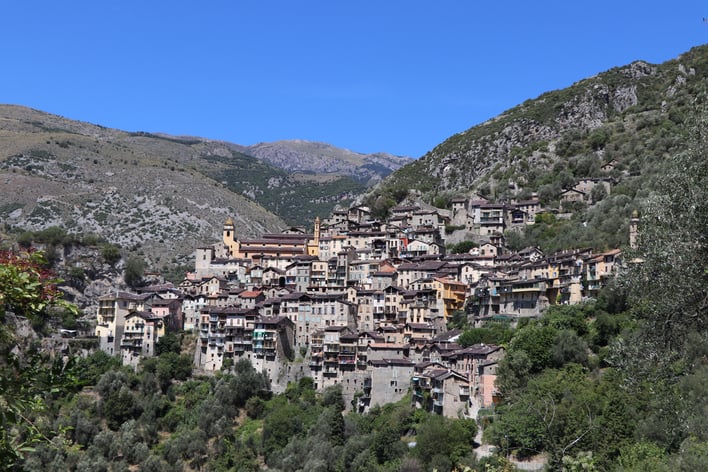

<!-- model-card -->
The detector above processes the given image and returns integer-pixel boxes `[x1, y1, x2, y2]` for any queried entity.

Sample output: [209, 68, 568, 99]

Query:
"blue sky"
[1, 2, 705, 158]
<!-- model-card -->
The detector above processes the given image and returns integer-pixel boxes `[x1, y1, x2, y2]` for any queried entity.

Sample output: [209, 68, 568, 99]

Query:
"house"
[412, 366, 470, 417]
[237, 290, 266, 309]
[478, 204, 506, 236]
[95, 291, 151, 356]
[432, 277, 467, 320]
[573, 178, 612, 197]
[366, 358, 415, 411]
[450, 197, 469, 226]
[196, 307, 258, 372]
[478, 242, 498, 258]
[513, 198, 541, 222]
[601, 158, 618, 172]
[518, 246, 544, 262]
[150, 297, 183, 332]
[222, 217, 313, 261]
[583, 249, 621, 296]
[182, 293, 207, 331]
[559, 188, 586, 204]
[120, 311, 163, 369]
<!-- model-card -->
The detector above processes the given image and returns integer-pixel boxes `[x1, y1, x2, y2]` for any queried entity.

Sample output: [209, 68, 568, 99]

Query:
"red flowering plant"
[0, 248, 72, 322]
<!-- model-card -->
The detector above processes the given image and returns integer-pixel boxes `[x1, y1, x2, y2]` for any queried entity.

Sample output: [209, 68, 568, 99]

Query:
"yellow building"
[222, 217, 320, 260]
[432, 277, 467, 319]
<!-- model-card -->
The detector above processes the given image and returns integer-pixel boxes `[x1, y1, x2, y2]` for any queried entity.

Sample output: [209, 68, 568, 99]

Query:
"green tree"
[489, 365, 600, 466]
[507, 322, 557, 374]
[101, 244, 121, 266]
[448, 240, 477, 254]
[414, 415, 476, 467]
[611, 123, 707, 453]
[155, 332, 182, 355]
[124, 255, 145, 288]
[0, 249, 78, 468]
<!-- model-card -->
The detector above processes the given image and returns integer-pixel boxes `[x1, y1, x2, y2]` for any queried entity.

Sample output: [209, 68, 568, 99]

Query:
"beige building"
[95, 291, 151, 356]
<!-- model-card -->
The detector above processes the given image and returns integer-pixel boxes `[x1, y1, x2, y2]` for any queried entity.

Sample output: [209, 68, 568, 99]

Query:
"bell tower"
[223, 217, 239, 257]
[307, 216, 321, 257]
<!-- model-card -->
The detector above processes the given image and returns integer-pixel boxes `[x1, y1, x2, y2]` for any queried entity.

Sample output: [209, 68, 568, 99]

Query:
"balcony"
[338, 355, 356, 365]
[459, 386, 470, 397]
[324, 344, 340, 353]
[413, 378, 431, 390]
[120, 339, 142, 348]
[124, 327, 145, 334]
[433, 399, 444, 407]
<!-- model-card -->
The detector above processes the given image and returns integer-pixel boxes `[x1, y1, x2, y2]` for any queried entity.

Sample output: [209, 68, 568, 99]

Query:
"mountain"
[236, 140, 412, 184]
[204, 140, 410, 226]
[0, 106, 288, 263]
[0, 106, 411, 261]
[374, 45, 706, 203]
[367, 45, 707, 250]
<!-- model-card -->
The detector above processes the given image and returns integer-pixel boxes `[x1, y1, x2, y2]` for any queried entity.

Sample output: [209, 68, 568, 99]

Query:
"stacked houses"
[95, 197, 624, 418]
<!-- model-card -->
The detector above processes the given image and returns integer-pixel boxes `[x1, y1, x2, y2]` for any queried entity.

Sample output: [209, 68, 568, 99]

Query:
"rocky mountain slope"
[0, 106, 288, 262]
[372, 45, 707, 208]
[0, 107, 412, 261]
[235, 140, 411, 184]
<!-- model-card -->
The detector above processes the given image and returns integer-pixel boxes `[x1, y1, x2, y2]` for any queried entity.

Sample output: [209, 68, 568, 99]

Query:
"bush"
[101, 244, 121, 266]
[124, 256, 145, 287]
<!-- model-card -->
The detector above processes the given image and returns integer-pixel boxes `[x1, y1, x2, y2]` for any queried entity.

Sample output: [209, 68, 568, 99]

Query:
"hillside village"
[92, 189, 632, 420]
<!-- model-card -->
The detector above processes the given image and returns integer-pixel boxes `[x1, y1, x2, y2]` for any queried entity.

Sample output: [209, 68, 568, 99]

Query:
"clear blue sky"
[1, 1, 705, 158]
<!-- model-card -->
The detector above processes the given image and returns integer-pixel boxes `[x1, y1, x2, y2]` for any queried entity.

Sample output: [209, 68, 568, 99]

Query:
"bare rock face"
[611, 85, 638, 112]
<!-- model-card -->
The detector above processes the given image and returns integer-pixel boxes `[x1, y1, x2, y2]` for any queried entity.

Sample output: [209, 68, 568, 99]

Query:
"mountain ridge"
[0, 105, 409, 263]
[369, 45, 707, 221]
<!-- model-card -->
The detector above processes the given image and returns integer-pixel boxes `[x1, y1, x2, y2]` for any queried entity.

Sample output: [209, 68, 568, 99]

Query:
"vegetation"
[481, 123, 707, 468]
[448, 240, 477, 254]
[124, 255, 145, 288]
[0, 249, 78, 467]
[203, 151, 366, 225]
[0, 48, 706, 471]
[366, 45, 708, 254]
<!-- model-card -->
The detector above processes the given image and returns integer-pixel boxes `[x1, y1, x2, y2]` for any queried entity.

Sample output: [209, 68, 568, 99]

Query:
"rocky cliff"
[375, 45, 707, 204]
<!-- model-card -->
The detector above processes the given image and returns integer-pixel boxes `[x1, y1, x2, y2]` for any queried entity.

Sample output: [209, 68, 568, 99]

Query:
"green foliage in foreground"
[485, 130, 708, 469]
[14, 352, 485, 472]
